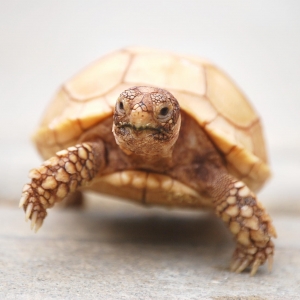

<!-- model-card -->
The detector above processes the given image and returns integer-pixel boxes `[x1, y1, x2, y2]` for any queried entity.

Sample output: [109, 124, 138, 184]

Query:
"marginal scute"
[90, 171, 213, 208]
[145, 175, 212, 207]
[243, 162, 271, 192]
[53, 119, 83, 144]
[33, 127, 56, 148]
[39, 143, 69, 161]
[119, 170, 146, 187]
[205, 115, 237, 153]
[226, 146, 259, 176]
[249, 121, 268, 163]
[92, 172, 144, 203]
[235, 128, 254, 154]
[161, 176, 173, 191]
[131, 173, 147, 189]
[146, 173, 161, 189]
[120, 171, 131, 185]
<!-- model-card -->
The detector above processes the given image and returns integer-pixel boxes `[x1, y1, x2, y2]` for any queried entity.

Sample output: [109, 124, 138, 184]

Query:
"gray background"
[1, 1, 300, 210]
[1, 1, 300, 299]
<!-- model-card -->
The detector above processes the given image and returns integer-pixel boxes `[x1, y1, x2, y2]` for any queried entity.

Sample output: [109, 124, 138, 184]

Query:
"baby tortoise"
[20, 47, 276, 275]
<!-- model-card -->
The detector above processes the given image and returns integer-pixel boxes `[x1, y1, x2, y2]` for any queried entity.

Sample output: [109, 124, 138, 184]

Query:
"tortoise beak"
[129, 105, 154, 129]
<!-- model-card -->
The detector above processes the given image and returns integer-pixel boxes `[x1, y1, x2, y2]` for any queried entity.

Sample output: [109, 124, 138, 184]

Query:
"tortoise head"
[112, 86, 181, 157]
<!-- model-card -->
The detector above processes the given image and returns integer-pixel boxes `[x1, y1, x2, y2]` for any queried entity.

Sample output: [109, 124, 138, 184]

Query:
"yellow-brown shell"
[33, 47, 270, 192]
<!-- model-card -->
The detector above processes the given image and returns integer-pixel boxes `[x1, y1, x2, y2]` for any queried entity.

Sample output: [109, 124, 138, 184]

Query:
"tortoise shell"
[33, 47, 270, 193]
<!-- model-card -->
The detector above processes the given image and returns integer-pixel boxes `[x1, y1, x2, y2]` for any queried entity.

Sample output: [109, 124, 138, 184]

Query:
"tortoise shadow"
[83, 208, 234, 248]
[50, 205, 236, 272]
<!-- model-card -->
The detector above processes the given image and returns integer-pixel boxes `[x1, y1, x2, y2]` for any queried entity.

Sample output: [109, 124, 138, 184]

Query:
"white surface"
[1, 202, 300, 299]
[1, 1, 300, 208]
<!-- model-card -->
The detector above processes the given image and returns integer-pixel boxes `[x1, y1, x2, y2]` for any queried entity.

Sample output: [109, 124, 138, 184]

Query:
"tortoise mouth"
[116, 122, 168, 134]
[114, 122, 172, 142]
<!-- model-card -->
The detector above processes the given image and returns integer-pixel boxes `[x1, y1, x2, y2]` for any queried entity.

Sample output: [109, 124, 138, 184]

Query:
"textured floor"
[0, 195, 299, 299]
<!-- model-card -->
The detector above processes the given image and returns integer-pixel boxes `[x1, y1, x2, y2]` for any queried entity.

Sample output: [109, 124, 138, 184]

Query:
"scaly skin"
[20, 86, 276, 275]
[212, 175, 277, 275]
[19, 142, 104, 232]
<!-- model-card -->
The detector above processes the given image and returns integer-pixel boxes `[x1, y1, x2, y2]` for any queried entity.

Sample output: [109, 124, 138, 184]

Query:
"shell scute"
[35, 47, 271, 191]
[54, 119, 82, 144]
[170, 91, 218, 127]
[205, 116, 237, 154]
[226, 146, 259, 176]
[78, 97, 111, 130]
[104, 82, 135, 108]
[125, 52, 206, 95]
[205, 65, 258, 128]
[249, 122, 268, 163]
[235, 128, 254, 154]
[64, 51, 131, 101]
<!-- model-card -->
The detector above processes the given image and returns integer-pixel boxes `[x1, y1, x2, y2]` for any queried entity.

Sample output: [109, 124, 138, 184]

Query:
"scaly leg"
[19, 141, 105, 232]
[212, 174, 277, 275]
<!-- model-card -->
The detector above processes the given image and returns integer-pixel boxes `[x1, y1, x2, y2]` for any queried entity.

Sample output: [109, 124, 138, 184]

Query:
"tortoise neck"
[126, 150, 174, 172]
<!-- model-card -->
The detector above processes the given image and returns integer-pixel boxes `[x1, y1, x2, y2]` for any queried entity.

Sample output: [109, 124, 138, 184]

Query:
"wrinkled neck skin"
[112, 115, 181, 172]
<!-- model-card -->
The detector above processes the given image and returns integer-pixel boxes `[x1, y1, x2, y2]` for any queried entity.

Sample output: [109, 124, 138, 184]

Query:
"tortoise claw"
[236, 258, 251, 274]
[29, 211, 44, 232]
[230, 255, 251, 274]
[250, 259, 261, 276]
[19, 183, 47, 232]
[230, 257, 242, 272]
[33, 218, 44, 233]
[267, 255, 274, 272]
[25, 202, 33, 221]
[231, 241, 274, 276]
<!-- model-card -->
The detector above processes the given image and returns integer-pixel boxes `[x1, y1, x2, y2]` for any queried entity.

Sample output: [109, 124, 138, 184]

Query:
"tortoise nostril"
[119, 101, 124, 111]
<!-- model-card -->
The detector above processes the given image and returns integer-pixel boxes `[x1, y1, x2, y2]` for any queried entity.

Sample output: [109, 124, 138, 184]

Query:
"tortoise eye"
[117, 100, 125, 113]
[157, 105, 172, 121]
[159, 107, 169, 116]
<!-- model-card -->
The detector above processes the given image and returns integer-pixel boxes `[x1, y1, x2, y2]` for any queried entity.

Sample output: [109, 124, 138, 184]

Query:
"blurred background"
[1, 0, 299, 212]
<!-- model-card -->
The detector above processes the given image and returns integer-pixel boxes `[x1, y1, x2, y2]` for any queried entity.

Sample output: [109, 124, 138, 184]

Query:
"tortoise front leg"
[211, 174, 277, 275]
[19, 140, 105, 232]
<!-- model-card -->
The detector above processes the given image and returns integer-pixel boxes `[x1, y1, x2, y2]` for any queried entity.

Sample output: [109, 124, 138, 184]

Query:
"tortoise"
[20, 47, 276, 275]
